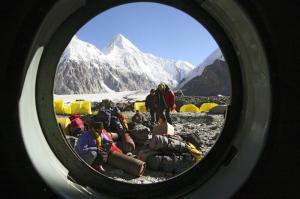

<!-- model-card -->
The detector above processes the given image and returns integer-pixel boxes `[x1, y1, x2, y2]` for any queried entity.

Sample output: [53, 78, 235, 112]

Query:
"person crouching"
[74, 121, 121, 172]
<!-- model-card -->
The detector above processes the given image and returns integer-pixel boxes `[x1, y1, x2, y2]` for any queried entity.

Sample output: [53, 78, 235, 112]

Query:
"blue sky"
[76, 2, 218, 65]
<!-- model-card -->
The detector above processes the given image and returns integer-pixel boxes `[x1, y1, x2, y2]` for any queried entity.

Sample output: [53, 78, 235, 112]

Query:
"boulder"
[209, 105, 227, 114]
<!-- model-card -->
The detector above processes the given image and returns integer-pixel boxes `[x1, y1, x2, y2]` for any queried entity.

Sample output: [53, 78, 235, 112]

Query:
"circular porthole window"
[52, 2, 232, 184]
[19, 0, 271, 198]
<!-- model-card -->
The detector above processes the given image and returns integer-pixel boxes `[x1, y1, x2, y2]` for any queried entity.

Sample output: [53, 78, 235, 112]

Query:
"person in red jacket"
[155, 83, 176, 125]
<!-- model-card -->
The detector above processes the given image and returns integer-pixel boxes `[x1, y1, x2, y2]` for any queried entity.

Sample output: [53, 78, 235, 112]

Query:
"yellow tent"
[56, 117, 71, 135]
[54, 100, 64, 114]
[63, 105, 72, 115]
[134, 101, 147, 113]
[71, 101, 92, 114]
[199, 103, 219, 113]
[179, 104, 200, 112]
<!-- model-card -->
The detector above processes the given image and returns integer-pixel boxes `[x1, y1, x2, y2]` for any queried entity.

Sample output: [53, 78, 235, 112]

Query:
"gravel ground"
[100, 111, 225, 184]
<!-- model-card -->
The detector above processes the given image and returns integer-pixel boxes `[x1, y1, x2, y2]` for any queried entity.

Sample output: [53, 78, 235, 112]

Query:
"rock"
[211, 133, 220, 140]
[209, 105, 227, 114]
[189, 126, 195, 130]
[183, 124, 190, 128]
[116, 102, 133, 112]
[173, 117, 181, 122]
[210, 125, 218, 130]
[140, 179, 152, 184]
[207, 141, 214, 147]
[174, 90, 184, 97]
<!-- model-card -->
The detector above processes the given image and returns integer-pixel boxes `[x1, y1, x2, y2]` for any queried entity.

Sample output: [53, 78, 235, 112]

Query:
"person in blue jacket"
[74, 121, 111, 170]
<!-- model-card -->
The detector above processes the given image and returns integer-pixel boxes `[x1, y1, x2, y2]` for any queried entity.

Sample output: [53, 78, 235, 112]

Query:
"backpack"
[129, 124, 151, 146]
[95, 110, 112, 130]
[148, 135, 189, 153]
[95, 108, 125, 135]
[146, 153, 194, 174]
[179, 132, 203, 148]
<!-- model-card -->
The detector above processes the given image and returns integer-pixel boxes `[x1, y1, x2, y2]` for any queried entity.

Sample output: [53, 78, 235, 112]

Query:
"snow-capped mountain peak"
[177, 48, 225, 89]
[103, 34, 140, 54]
[59, 35, 105, 64]
[54, 35, 196, 94]
[200, 48, 224, 67]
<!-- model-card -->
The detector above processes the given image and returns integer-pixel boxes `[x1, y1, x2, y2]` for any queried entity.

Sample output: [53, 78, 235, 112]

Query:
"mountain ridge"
[54, 34, 195, 94]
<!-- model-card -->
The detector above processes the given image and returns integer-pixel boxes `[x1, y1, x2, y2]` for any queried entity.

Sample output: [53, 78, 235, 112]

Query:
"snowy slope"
[102, 34, 194, 87]
[54, 34, 195, 94]
[59, 35, 107, 63]
[54, 90, 149, 103]
[177, 48, 225, 89]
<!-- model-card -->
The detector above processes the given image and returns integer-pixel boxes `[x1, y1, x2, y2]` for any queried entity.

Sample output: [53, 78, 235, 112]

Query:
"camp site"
[54, 91, 230, 183]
